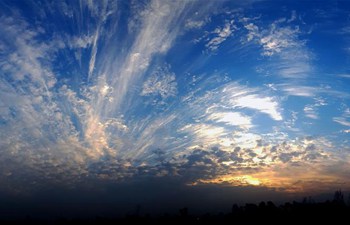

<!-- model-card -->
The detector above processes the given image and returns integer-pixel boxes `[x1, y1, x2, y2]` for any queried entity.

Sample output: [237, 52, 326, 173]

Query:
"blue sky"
[1, 0, 350, 203]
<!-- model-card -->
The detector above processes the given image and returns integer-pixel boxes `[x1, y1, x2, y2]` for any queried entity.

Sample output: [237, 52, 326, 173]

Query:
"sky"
[1, 0, 350, 217]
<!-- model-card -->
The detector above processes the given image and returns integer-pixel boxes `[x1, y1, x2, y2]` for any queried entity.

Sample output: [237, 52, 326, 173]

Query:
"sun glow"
[193, 175, 262, 187]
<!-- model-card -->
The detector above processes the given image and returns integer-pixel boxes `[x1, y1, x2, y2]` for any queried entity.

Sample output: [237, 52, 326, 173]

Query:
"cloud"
[333, 108, 350, 127]
[340, 26, 350, 34]
[88, 29, 99, 81]
[69, 35, 95, 49]
[186, 136, 343, 193]
[242, 17, 303, 57]
[280, 84, 350, 99]
[303, 98, 327, 120]
[185, 18, 208, 30]
[141, 65, 177, 102]
[206, 112, 253, 130]
[181, 123, 226, 138]
[244, 23, 259, 42]
[175, 80, 284, 152]
[205, 20, 237, 51]
[304, 105, 318, 119]
[1, 0, 350, 198]
[230, 94, 282, 121]
[242, 15, 312, 79]
[0, 16, 57, 88]
[214, 82, 282, 121]
[287, 10, 297, 23]
[106, 0, 191, 112]
[260, 26, 301, 56]
[338, 74, 350, 78]
[333, 117, 350, 127]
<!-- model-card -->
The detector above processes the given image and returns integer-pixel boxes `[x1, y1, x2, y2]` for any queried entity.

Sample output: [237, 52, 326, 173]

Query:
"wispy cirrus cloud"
[206, 112, 253, 130]
[333, 108, 350, 127]
[230, 94, 282, 121]
[280, 84, 350, 98]
[304, 98, 327, 120]
[337, 74, 350, 78]
[185, 17, 210, 30]
[240, 12, 314, 84]
[205, 20, 237, 51]
[141, 65, 177, 104]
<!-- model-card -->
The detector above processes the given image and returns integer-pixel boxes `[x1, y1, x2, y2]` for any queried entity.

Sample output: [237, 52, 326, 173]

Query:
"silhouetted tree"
[333, 190, 344, 204]
[179, 207, 188, 218]
[231, 203, 239, 215]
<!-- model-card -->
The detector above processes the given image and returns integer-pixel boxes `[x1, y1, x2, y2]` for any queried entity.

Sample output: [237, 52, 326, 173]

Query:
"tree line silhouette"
[1, 190, 349, 224]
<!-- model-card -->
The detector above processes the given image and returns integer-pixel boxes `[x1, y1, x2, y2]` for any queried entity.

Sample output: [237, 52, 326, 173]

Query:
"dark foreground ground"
[1, 191, 349, 225]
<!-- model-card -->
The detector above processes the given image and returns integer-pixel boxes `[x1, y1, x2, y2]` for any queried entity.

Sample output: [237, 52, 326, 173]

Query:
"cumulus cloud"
[185, 136, 340, 193]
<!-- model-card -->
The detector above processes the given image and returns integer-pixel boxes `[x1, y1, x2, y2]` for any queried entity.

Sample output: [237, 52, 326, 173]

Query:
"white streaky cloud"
[333, 109, 350, 127]
[184, 81, 283, 123]
[175, 80, 283, 151]
[108, 0, 190, 113]
[230, 94, 282, 121]
[280, 84, 350, 98]
[141, 65, 177, 100]
[281, 85, 317, 97]
[179, 123, 228, 148]
[88, 28, 99, 80]
[82, 1, 116, 81]
[303, 98, 327, 120]
[338, 74, 350, 78]
[304, 105, 318, 119]
[277, 48, 312, 79]
[125, 114, 179, 159]
[344, 108, 350, 116]
[333, 118, 350, 127]
[206, 20, 236, 51]
[207, 112, 253, 130]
